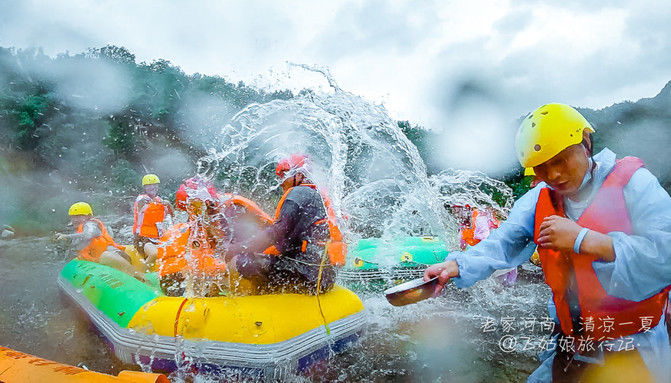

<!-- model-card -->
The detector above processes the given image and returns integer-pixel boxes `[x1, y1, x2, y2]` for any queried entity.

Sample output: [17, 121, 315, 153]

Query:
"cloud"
[1, 0, 670, 172]
[309, 0, 440, 60]
[0, 0, 102, 54]
[493, 8, 533, 38]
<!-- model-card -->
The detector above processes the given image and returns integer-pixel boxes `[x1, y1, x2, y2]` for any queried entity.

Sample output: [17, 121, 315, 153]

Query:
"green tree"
[105, 118, 137, 156]
[15, 94, 50, 150]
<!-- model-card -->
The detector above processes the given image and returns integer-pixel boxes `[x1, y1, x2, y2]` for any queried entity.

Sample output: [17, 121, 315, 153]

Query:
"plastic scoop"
[384, 277, 439, 306]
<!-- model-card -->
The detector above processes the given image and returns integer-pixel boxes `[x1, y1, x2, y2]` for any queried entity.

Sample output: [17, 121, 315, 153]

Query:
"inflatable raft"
[0, 345, 168, 382]
[58, 259, 365, 380]
[340, 237, 449, 289]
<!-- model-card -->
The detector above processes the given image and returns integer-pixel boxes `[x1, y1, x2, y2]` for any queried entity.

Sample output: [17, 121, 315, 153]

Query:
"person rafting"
[224, 154, 344, 295]
[55, 202, 142, 279]
[424, 103, 671, 382]
[459, 206, 500, 249]
[459, 206, 517, 285]
[150, 175, 274, 296]
[132, 173, 173, 264]
[151, 176, 229, 296]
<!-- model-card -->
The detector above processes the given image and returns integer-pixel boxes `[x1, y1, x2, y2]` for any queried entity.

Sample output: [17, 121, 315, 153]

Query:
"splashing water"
[197, 64, 512, 247]
[182, 67, 538, 382]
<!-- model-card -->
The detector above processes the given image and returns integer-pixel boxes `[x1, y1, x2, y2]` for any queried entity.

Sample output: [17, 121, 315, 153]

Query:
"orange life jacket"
[133, 194, 168, 239]
[272, 184, 346, 266]
[156, 194, 273, 277]
[76, 218, 125, 262]
[461, 210, 479, 247]
[534, 157, 670, 340]
[155, 222, 227, 277]
[461, 209, 499, 247]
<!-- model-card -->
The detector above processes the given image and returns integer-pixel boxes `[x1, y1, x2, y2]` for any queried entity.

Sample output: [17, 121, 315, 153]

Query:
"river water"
[0, 232, 551, 382]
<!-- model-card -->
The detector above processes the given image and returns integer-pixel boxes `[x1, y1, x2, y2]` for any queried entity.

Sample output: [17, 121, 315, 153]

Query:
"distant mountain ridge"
[577, 80, 671, 191]
[399, 80, 671, 196]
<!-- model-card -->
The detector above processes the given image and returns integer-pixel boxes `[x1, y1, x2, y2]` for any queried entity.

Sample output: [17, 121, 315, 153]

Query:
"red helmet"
[275, 154, 309, 180]
[175, 176, 219, 210]
[175, 184, 188, 210]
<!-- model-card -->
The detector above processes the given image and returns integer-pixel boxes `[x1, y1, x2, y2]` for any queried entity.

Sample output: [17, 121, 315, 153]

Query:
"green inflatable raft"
[339, 236, 449, 290]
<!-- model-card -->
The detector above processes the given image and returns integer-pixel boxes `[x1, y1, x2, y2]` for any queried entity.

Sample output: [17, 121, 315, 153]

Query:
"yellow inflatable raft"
[58, 259, 365, 380]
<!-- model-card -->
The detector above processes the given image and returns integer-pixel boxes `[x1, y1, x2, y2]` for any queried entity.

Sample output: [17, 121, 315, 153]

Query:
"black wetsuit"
[237, 185, 335, 294]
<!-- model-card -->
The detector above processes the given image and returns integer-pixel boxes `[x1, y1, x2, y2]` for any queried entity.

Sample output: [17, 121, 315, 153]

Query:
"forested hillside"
[0, 46, 293, 233]
[1, 45, 669, 234]
[578, 82, 671, 191]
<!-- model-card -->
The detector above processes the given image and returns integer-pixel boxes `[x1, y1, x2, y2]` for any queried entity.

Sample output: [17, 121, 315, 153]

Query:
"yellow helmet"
[142, 174, 160, 186]
[515, 103, 595, 168]
[69, 202, 93, 216]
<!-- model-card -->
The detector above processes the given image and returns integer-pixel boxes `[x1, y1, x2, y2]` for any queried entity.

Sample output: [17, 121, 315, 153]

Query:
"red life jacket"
[272, 184, 346, 266]
[534, 157, 669, 340]
[133, 194, 167, 238]
[461, 210, 481, 247]
[77, 218, 125, 262]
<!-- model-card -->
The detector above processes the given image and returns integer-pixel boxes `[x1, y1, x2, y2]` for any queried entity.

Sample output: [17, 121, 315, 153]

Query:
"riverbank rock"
[1, 226, 15, 240]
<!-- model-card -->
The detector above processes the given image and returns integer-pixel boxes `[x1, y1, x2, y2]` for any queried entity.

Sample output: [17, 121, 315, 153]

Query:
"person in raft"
[132, 173, 173, 265]
[55, 202, 142, 279]
[224, 154, 345, 295]
[424, 103, 671, 382]
[151, 176, 229, 296]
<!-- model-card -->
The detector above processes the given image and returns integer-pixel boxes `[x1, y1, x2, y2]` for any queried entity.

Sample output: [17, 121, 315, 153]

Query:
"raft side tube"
[345, 236, 449, 270]
[128, 286, 364, 344]
[59, 260, 160, 327]
[0, 345, 169, 383]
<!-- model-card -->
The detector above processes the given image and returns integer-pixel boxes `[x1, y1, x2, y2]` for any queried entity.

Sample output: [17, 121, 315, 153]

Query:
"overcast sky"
[2, 0, 670, 131]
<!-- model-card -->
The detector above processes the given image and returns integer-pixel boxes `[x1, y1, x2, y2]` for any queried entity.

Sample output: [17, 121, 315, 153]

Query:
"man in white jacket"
[425, 103, 671, 382]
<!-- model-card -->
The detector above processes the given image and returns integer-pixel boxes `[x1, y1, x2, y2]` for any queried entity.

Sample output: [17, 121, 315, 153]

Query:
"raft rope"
[403, 260, 429, 268]
[355, 257, 428, 269]
[315, 241, 331, 336]
[173, 298, 189, 337]
[285, 256, 337, 268]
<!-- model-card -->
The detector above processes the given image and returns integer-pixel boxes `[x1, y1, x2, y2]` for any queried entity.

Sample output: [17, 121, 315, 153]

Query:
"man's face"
[70, 215, 89, 227]
[533, 143, 590, 196]
[144, 184, 159, 197]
